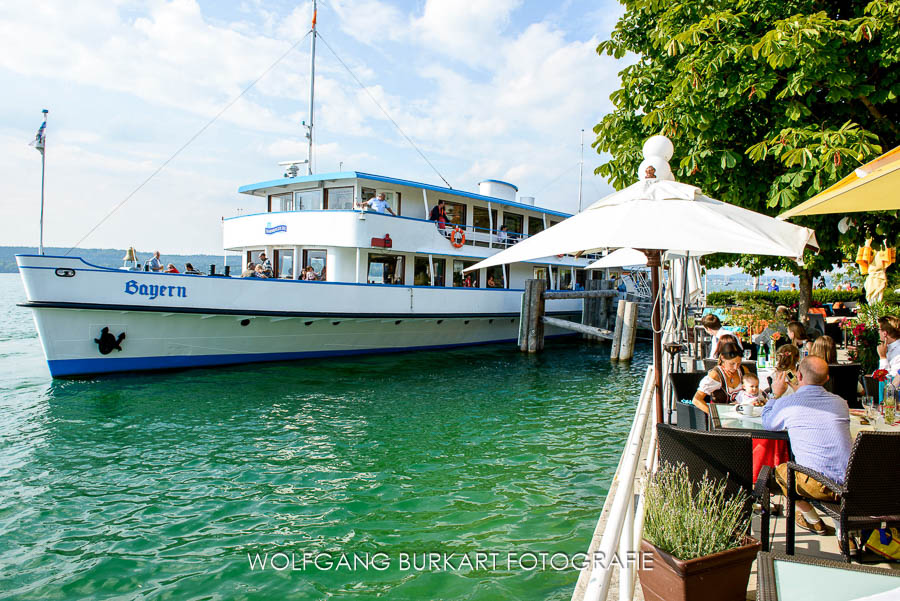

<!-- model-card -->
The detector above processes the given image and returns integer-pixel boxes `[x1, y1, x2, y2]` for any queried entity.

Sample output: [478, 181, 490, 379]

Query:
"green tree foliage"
[594, 0, 900, 311]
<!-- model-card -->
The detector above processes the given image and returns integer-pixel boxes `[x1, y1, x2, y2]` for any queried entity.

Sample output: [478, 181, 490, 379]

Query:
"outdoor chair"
[669, 372, 707, 430]
[656, 424, 775, 551]
[828, 363, 862, 409]
[785, 431, 900, 562]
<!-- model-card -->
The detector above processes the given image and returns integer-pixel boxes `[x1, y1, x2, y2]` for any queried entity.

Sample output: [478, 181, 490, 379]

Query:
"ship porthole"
[240, 319, 250, 327]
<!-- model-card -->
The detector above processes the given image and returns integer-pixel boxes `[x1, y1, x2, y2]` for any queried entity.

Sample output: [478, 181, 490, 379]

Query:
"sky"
[0, 0, 627, 254]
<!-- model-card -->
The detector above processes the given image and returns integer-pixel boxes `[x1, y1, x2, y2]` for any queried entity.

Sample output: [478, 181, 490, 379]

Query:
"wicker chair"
[785, 431, 900, 562]
[828, 363, 861, 409]
[669, 372, 708, 430]
[656, 424, 774, 551]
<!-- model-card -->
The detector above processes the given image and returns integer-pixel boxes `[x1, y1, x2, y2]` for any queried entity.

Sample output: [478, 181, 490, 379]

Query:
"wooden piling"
[618, 301, 638, 361]
[610, 299, 626, 361]
[599, 280, 614, 329]
[519, 279, 546, 353]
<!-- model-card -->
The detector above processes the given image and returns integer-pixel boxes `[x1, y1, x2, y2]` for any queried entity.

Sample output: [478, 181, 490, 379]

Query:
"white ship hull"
[18, 255, 582, 377]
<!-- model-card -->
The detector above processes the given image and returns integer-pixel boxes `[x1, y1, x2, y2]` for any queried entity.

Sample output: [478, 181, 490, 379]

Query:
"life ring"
[451, 227, 465, 248]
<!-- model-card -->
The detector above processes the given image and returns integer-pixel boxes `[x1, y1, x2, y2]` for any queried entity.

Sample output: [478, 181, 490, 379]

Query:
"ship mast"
[306, 0, 317, 175]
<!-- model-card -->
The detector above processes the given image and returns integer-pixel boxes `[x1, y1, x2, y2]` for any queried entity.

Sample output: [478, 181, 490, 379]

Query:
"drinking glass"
[862, 396, 876, 423]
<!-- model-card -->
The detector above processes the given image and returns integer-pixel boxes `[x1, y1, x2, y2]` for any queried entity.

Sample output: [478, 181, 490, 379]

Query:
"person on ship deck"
[258, 252, 273, 278]
[361, 192, 396, 216]
[241, 262, 256, 278]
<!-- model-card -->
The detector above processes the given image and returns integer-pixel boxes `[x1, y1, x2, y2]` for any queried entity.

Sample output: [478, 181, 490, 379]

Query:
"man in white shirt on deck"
[362, 193, 396, 216]
[877, 315, 900, 376]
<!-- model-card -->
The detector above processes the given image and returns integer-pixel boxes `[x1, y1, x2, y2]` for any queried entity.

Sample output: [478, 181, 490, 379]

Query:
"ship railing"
[573, 364, 658, 601]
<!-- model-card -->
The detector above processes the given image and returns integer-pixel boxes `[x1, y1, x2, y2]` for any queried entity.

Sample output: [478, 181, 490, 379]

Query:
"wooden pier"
[518, 279, 646, 361]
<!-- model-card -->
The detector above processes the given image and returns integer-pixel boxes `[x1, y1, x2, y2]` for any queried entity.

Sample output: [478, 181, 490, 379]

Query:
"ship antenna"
[578, 128, 584, 212]
[306, 0, 317, 175]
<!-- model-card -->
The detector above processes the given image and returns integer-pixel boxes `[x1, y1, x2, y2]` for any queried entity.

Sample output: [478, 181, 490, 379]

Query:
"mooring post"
[520, 279, 546, 352]
[529, 279, 546, 352]
[581, 279, 602, 338]
[599, 279, 614, 329]
[619, 301, 638, 361]
[610, 299, 626, 361]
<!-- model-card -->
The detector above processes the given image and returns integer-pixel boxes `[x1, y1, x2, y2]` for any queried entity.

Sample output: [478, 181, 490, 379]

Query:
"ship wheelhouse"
[225, 172, 598, 290]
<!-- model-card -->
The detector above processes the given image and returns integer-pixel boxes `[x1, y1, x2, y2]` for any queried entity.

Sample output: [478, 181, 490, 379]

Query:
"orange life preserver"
[451, 227, 465, 248]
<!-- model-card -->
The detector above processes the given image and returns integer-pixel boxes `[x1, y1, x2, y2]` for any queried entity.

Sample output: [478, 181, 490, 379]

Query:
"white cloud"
[0, 0, 626, 252]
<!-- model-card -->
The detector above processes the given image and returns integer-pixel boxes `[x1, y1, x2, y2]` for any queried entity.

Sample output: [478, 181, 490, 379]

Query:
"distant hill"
[1, 247, 242, 274]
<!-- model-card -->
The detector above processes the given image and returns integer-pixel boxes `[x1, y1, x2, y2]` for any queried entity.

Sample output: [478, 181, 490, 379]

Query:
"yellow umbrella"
[779, 145, 900, 218]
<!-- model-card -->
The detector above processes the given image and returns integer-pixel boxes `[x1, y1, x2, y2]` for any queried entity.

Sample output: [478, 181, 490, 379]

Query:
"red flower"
[873, 369, 889, 383]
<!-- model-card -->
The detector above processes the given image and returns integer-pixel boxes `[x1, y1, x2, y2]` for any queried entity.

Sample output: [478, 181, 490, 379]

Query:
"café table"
[757, 551, 900, 601]
[709, 402, 898, 481]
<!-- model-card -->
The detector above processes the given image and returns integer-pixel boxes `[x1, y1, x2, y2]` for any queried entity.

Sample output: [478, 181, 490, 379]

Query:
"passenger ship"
[16, 3, 604, 377]
[17, 174, 601, 377]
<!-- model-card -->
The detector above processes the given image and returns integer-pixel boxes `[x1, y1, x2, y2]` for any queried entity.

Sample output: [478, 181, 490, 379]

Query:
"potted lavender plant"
[638, 464, 761, 601]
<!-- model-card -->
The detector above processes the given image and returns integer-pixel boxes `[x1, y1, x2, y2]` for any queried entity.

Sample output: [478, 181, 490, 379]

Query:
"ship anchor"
[94, 327, 126, 355]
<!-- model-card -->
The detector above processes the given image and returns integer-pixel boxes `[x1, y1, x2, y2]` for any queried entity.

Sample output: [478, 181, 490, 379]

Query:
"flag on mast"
[31, 117, 46, 155]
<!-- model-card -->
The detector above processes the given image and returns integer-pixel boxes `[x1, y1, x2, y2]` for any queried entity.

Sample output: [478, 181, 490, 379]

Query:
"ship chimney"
[478, 179, 518, 201]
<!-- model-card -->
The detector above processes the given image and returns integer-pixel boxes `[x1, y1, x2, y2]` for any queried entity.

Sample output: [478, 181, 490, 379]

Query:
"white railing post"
[581, 365, 655, 601]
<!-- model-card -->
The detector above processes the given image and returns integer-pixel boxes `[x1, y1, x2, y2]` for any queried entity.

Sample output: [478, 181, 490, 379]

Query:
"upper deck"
[228, 171, 585, 261]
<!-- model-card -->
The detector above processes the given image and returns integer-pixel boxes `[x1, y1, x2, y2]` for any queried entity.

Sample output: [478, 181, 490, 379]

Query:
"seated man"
[147, 250, 164, 272]
[762, 356, 851, 538]
[877, 315, 900, 375]
[241, 262, 257, 278]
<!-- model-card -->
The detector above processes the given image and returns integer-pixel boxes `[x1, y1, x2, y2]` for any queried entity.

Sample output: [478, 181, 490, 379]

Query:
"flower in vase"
[873, 369, 889, 383]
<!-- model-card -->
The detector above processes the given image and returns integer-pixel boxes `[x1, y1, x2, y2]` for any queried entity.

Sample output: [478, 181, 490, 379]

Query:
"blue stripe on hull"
[46, 334, 574, 377]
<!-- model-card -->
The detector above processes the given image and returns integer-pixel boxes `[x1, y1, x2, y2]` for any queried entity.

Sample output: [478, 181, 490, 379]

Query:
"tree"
[594, 0, 899, 318]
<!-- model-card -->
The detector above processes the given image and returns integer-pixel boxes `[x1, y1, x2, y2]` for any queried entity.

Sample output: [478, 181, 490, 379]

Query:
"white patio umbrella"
[587, 248, 648, 269]
[467, 136, 818, 422]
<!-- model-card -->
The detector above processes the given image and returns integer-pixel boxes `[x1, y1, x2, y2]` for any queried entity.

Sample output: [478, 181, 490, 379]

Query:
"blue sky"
[1, 0, 626, 253]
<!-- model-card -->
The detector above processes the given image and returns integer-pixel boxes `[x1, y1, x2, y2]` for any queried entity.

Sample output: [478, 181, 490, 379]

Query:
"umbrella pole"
[645, 250, 664, 423]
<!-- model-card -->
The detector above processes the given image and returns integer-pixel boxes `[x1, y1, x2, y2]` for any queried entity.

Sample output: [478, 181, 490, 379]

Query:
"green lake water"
[0, 273, 649, 600]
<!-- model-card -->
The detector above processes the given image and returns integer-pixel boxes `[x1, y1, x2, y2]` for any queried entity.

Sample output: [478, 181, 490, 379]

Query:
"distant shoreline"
[0, 246, 241, 274]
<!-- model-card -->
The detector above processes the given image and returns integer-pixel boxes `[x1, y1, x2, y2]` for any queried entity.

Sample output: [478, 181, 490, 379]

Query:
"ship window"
[503, 212, 523, 234]
[303, 249, 327, 279]
[528, 216, 544, 236]
[362, 188, 401, 214]
[442, 201, 466, 226]
[367, 254, 405, 285]
[274, 192, 293, 212]
[326, 187, 354, 210]
[413, 257, 446, 286]
[533, 266, 550, 288]
[472, 206, 497, 246]
[485, 265, 508, 288]
[294, 189, 323, 210]
[452, 260, 479, 288]
[246, 249, 265, 269]
[575, 268, 587, 289]
[274, 249, 294, 279]
[559, 267, 573, 290]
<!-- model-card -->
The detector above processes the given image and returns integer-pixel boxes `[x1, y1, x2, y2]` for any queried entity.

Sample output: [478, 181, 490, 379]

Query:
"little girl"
[735, 373, 766, 406]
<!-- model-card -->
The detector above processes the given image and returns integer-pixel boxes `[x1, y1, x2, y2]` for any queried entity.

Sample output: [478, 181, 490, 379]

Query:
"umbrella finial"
[638, 135, 675, 182]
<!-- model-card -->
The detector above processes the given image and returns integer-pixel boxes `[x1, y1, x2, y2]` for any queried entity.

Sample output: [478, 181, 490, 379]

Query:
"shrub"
[643, 463, 750, 561]
[705, 289, 889, 307]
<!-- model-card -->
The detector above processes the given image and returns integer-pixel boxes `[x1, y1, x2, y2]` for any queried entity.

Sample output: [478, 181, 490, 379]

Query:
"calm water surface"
[0, 273, 649, 600]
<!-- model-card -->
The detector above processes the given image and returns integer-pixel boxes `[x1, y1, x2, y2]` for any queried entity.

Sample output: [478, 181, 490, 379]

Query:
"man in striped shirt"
[762, 356, 851, 536]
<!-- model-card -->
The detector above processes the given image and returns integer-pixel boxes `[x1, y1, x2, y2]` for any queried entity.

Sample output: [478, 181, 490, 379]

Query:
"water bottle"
[768, 340, 777, 368]
[757, 343, 766, 368]
[884, 379, 896, 426]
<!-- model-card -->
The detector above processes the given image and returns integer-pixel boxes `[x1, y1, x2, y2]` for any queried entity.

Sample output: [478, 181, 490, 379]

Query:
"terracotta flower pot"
[638, 536, 761, 601]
